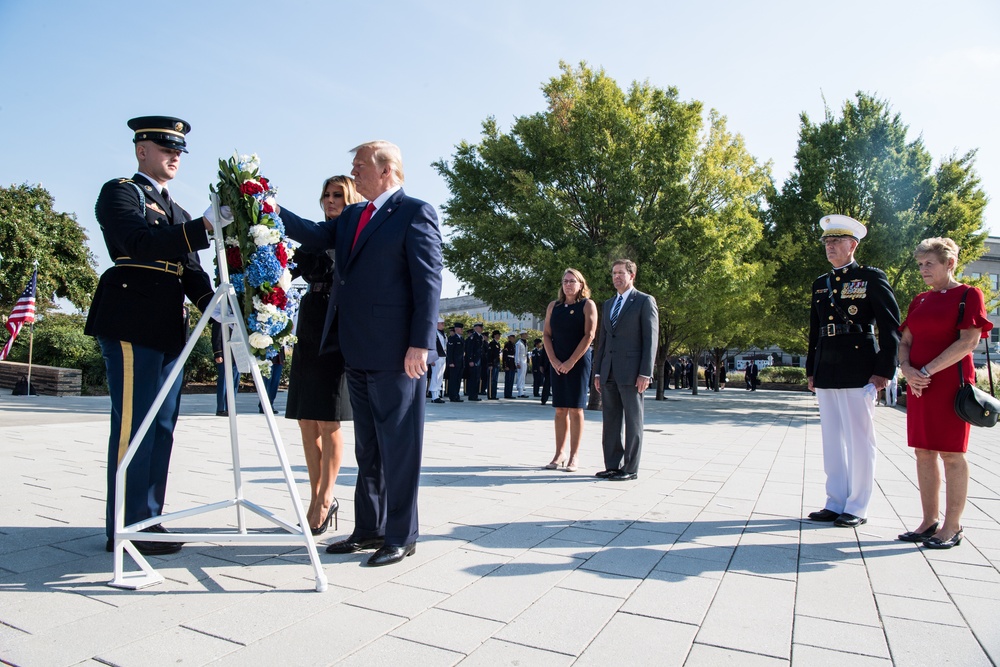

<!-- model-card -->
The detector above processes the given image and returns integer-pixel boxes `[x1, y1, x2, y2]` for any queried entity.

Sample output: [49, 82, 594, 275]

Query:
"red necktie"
[352, 202, 376, 251]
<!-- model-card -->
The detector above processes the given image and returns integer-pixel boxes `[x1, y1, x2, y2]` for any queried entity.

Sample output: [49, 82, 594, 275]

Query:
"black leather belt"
[820, 324, 874, 337]
[114, 258, 183, 276]
[309, 282, 332, 294]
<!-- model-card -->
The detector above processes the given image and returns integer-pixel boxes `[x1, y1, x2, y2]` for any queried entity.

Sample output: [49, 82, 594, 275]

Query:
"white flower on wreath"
[257, 358, 273, 379]
[250, 224, 281, 247]
[248, 331, 273, 350]
[238, 154, 260, 172]
[278, 268, 293, 291]
[224, 237, 240, 248]
[278, 334, 298, 347]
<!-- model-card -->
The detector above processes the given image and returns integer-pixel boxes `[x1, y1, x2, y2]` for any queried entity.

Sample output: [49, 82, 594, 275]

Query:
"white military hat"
[819, 214, 867, 241]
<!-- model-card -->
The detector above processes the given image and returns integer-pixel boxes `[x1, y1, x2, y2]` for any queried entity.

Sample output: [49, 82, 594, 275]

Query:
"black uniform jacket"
[806, 262, 900, 389]
[85, 174, 214, 354]
[464, 331, 483, 366]
[446, 332, 465, 366]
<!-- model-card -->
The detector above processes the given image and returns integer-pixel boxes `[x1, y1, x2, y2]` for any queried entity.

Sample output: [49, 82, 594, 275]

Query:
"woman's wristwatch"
[919, 366, 931, 377]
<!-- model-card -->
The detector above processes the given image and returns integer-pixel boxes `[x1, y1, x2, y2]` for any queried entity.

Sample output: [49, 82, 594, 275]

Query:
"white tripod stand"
[108, 195, 327, 592]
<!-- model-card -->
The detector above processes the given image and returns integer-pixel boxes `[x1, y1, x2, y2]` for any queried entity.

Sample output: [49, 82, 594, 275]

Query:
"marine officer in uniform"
[806, 214, 900, 528]
[446, 322, 466, 402]
[86, 116, 229, 555]
[464, 322, 484, 401]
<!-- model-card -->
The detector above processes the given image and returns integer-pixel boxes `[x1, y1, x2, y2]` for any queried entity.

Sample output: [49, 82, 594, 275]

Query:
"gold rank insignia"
[848, 305, 858, 315]
[147, 201, 166, 214]
[174, 122, 184, 132]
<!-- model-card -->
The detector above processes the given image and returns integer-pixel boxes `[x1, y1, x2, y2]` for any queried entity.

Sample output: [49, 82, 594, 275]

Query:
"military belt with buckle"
[114, 258, 184, 276]
[821, 323, 874, 337]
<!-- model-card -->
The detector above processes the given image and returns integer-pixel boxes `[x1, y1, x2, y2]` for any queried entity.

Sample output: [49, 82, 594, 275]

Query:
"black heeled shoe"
[311, 498, 339, 536]
[923, 527, 963, 549]
[897, 521, 939, 542]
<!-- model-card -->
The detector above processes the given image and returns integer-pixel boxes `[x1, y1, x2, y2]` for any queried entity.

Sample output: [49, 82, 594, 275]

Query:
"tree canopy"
[434, 62, 773, 382]
[764, 93, 989, 352]
[0, 184, 99, 314]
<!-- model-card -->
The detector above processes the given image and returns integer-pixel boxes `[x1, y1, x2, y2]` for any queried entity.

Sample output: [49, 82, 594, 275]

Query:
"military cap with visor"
[128, 115, 191, 153]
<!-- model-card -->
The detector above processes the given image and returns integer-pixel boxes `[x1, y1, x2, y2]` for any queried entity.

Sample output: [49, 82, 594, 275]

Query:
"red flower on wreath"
[259, 177, 270, 190]
[225, 246, 243, 270]
[261, 201, 275, 214]
[262, 286, 287, 309]
[275, 242, 288, 268]
[240, 180, 265, 196]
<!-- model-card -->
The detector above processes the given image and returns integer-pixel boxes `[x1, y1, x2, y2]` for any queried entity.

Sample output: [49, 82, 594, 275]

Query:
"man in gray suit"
[594, 259, 659, 481]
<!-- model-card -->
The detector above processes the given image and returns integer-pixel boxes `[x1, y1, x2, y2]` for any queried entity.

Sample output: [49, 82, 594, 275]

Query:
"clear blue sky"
[2, 0, 998, 299]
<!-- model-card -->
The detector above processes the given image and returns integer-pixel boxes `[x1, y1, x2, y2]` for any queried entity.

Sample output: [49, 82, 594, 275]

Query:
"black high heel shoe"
[923, 527, 963, 549]
[897, 521, 939, 542]
[311, 498, 339, 536]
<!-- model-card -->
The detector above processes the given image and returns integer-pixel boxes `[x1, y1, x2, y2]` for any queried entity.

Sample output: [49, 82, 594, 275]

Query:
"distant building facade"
[438, 295, 543, 332]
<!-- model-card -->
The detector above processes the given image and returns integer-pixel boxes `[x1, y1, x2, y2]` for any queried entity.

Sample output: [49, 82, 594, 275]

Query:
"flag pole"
[26, 260, 38, 396]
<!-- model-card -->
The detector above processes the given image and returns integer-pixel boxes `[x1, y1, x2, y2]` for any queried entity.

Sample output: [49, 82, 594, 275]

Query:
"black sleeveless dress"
[548, 298, 592, 409]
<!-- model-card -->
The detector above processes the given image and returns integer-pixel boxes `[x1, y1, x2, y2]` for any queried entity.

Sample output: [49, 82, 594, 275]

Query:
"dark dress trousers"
[447, 332, 466, 401]
[594, 289, 659, 475]
[85, 174, 214, 540]
[281, 189, 443, 547]
[464, 331, 483, 399]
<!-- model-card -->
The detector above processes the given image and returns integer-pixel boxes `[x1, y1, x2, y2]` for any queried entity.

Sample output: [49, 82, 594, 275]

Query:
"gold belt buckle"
[826, 323, 836, 337]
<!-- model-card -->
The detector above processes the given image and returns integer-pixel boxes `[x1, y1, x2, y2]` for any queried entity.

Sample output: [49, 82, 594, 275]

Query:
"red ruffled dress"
[900, 285, 993, 452]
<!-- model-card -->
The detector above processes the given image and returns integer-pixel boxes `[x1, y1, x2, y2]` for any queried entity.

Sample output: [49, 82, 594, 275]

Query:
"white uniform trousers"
[815, 387, 878, 518]
[515, 366, 527, 397]
[429, 360, 446, 399]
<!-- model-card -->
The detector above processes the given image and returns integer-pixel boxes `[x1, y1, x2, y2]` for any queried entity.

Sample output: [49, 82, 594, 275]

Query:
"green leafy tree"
[0, 184, 99, 314]
[434, 62, 772, 403]
[765, 93, 989, 352]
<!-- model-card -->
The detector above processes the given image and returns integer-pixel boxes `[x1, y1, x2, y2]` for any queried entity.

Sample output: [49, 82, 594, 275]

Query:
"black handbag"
[953, 289, 999, 428]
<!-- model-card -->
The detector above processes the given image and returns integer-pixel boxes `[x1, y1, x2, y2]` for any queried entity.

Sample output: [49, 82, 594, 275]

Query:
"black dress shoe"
[106, 525, 183, 555]
[325, 536, 385, 554]
[595, 469, 620, 478]
[432, 398, 446, 404]
[898, 522, 939, 542]
[923, 528, 963, 549]
[367, 543, 416, 566]
[807, 509, 840, 522]
[216, 410, 229, 417]
[609, 471, 638, 481]
[450, 398, 464, 403]
[834, 513, 867, 527]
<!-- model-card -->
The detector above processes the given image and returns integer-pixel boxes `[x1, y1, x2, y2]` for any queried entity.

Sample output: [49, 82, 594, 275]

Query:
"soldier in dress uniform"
[806, 214, 900, 528]
[486, 330, 502, 399]
[85, 116, 229, 555]
[464, 322, 484, 401]
[446, 322, 466, 402]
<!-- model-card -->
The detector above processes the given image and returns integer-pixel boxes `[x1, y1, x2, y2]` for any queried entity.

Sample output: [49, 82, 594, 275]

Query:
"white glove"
[203, 204, 234, 229]
[208, 301, 224, 323]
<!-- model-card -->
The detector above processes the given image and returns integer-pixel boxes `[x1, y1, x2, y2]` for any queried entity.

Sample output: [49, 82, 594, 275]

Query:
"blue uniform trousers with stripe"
[98, 336, 183, 540]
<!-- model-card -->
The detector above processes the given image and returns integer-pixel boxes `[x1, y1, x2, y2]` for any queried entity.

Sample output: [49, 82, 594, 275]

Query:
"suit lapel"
[338, 203, 365, 268]
[349, 189, 404, 263]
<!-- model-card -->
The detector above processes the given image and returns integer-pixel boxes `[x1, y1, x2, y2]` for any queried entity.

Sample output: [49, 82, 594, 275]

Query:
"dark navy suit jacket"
[281, 188, 443, 371]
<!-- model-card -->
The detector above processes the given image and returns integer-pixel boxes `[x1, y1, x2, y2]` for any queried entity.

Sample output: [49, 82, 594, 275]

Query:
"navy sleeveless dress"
[548, 298, 592, 409]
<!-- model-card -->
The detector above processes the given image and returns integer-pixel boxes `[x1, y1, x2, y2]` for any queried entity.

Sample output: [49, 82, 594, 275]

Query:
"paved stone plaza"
[1, 387, 998, 666]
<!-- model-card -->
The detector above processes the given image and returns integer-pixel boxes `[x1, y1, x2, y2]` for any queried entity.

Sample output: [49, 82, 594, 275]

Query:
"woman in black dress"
[284, 175, 362, 534]
[542, 268, 598, 472]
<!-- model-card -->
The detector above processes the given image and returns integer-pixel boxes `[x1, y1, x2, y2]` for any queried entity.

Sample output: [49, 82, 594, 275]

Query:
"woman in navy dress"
[284, 175, 362, 534]
[542, 268, 598, 472]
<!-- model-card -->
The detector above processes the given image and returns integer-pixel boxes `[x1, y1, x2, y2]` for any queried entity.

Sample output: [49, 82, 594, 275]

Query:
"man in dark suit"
[280, 141, 443, 566]
[594, 259, 659, 481]
[806, 214, 900, 528]
[86, 115, 226, 555]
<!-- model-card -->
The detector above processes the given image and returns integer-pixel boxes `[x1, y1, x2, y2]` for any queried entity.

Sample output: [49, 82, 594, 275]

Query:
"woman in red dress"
[897, 237, 993, 549]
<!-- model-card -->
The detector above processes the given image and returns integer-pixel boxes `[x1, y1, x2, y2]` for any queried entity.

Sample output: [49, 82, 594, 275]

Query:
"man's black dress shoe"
[432, 398, 446, 404]
[609, 471, 637, 481]
[898, 522, 939, 542]
[106, 524, 182, 555]
[450, 398, 464, 403]
[367, 543, 416, 566]
[216, 410, 229, 417]
[834, 513, 867, 527]
[807, 509, 840, 522]
[325, 536, 385, 554]
[595, 469, 620, 478]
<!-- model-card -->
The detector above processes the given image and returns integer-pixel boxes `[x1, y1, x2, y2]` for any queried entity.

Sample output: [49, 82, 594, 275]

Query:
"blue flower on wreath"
[246, 247, 283, 288]
[246, 312, 287, 337]
[263, 212, 285, 235]
[229, 272, 246, 294]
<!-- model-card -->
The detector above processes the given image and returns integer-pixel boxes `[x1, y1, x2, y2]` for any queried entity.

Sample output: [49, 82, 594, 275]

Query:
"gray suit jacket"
[595, 289, 659, 383]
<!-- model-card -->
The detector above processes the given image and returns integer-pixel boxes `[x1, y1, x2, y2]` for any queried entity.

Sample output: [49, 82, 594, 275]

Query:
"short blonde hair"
[319, 175, 363, 214]
[350, 140, 405, 185]
[914, 237, 960, 268]
[557, 268, 592, 303]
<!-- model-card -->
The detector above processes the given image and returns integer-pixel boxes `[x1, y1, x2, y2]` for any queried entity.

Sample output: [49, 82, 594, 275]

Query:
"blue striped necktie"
[610, 294, 623, 328]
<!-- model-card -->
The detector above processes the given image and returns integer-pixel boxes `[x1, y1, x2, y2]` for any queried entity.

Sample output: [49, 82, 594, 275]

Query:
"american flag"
[1, 270, 37, 361]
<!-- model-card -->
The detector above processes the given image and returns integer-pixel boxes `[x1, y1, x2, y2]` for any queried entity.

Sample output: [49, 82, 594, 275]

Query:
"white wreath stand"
[108, 196, 328, 592]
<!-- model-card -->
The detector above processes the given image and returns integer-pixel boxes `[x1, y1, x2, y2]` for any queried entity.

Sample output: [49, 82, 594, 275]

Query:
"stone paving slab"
[1, 387, 999, 666]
